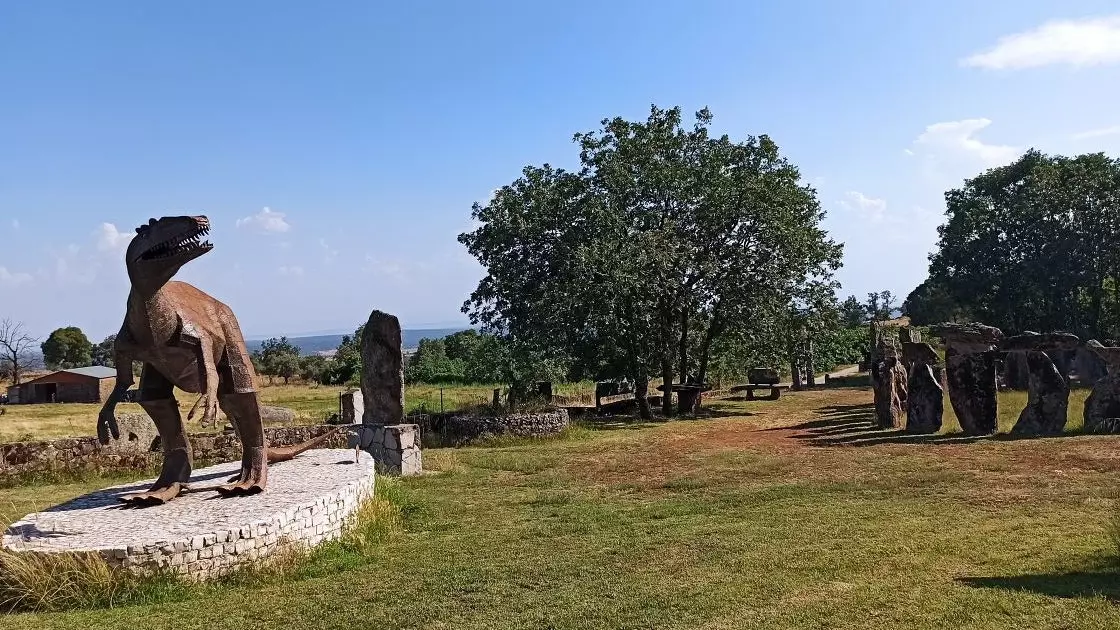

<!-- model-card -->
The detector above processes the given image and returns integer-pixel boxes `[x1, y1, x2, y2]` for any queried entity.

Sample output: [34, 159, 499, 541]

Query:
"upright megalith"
[901, 342, 943, 434]
[870, 319, 909, 429]
[931, 322, 1003, 435]
[360, 310, 405, 426]
[1002, 332, 1078, 436]
[1083, 340, 1120, 433]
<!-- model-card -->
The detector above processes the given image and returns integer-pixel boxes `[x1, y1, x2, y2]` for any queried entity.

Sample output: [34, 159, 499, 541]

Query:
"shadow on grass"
[783, 401, 1094, 448]
[957, 569, 1120, 601]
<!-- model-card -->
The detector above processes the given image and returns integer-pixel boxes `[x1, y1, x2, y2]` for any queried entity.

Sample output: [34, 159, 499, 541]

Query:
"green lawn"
[3, 386, 1120, 628]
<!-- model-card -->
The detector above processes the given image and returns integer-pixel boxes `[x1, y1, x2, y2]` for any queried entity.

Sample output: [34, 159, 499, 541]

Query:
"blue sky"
[3, 1, 1120, 340]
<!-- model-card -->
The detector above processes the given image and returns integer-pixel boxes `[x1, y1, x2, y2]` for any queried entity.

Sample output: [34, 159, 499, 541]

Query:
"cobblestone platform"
[2, 449, 376, 580]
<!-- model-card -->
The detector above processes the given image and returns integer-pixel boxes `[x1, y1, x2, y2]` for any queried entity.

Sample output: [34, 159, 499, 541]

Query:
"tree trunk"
[678, 309, 689, 385]
[805, 338, 815, 389]
[661, 357, 675, 417]
[695, 303, 723, 389]
[635, 377, 652, 419]
[790, 345, 803, 391]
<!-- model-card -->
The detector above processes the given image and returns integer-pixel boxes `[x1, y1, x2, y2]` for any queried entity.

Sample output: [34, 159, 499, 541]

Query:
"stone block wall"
[4, 450, 376, 582]
[348, 424, 422, 476]
[417, 409, 569, 447]
[0, 423, 348, 483]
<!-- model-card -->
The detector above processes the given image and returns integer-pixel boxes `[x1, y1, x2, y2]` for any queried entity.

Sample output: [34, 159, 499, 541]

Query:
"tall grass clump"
[0, 550, 184, 613]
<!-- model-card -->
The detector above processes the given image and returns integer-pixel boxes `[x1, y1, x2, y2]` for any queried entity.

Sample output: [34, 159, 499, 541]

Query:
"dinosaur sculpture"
[97, 215, 337, 505]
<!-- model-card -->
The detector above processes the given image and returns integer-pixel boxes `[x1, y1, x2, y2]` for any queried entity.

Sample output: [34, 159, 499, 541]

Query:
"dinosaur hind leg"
[215, 392, 268, 496]
[207, 316, 270, 496]
[120, 365, 192, 506]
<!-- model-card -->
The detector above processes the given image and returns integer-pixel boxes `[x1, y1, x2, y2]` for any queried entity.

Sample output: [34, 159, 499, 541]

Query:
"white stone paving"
[2, 449, 376, 580]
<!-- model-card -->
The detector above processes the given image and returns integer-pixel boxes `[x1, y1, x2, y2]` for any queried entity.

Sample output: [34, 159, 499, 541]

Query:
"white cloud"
[319, 238, 339, 264]
[910, 118, 1020, 172]
[47, 244, 98, 285]
[1072, 124, 1120, 140]
[839, 191, 888, 222]
[962, 15, 1120, 70]
[11, 219, 19, 230]
[95, 223, 131, 253]
[236, 207, 291, 233]
[278, 265, 305, 277]
[363, 254, 410, 282]
[0, 266, 32, 286]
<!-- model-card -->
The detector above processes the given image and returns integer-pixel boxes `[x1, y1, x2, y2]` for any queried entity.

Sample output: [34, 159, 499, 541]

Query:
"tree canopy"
[251, 337, 302, 384]
[460, 105, 841, 415]
[41, 326, 92, 370]
[913, 149, 1120, 337]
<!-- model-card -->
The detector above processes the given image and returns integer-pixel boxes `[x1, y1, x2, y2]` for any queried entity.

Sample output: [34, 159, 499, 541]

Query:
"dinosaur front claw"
[187, 393, 220, 428]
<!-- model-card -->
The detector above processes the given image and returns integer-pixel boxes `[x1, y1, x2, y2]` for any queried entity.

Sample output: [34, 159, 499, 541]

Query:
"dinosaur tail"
[266, 427, 344, 463]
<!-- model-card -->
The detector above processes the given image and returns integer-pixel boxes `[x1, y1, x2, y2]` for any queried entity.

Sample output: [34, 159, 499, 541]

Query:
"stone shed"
[6, 366, 117, 404]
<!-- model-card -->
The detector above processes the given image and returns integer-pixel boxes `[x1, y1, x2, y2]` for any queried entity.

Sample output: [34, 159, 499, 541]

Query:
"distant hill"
[245, 327, 470, 356]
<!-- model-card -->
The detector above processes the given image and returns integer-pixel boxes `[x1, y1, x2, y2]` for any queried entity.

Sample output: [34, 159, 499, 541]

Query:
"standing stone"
[1083, 340, 1120, 433]
[870, 319, 910, 429]
[907, 364, 944, 434]
[1012, 352, 1069, 436]
[360, 310, 404, 426]
[931, 322, 1003, 436]
[1074, 346, 1108, 386]
[901, 342, 943, 434]
[1002, 332, 1078, 436]
[1000, 351, 1030, 390]
[340, 389, 364, 425]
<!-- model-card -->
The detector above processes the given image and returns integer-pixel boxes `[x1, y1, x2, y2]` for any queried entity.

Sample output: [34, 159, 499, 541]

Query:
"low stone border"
[417, 409, 569, 447]
[0, 422, 346, 482]
[2, 449, 375, 581]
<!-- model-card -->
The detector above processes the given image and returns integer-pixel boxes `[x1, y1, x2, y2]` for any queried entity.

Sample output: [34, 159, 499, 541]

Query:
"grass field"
[3, 386, 1120, 628]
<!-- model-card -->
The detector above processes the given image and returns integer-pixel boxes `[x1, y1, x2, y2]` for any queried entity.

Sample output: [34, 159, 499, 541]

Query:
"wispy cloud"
[278, 265, 305, 277]
[95, 223, 131, 253]
[0, 266, 32, 286]
[911, 119, 1019, 166]
[1072, 124, 1120, 140]
[11, 219, 19, 230]
[319, 238, 339, 264]
[236, 207, 291, 233]
[962, 15, 1120, 70]
[839, 191, 888, 222]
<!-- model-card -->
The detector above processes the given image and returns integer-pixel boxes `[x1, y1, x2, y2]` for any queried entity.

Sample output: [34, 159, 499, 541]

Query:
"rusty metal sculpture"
[97, 216, 337, 505]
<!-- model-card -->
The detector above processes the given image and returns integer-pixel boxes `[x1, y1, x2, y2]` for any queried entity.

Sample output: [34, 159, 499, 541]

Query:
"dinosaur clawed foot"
[119, 482, 186, 506]
[216, 447, 267, 497]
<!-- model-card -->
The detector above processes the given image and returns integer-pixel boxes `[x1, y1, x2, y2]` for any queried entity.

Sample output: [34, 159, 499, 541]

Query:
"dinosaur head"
[125, 215, 213, 291]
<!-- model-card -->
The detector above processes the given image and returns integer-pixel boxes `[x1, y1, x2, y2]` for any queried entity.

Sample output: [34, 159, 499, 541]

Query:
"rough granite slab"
[2, 449, 376, 580]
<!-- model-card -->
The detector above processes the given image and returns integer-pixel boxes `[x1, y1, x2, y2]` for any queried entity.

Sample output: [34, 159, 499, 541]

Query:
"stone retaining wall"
[0, 422, 347, 483]
[3, 450, 375, 581]
[417, 409, 569, 447]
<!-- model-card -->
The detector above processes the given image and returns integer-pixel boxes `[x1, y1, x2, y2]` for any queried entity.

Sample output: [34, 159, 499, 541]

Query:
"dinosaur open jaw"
[139, 226, 213, 261]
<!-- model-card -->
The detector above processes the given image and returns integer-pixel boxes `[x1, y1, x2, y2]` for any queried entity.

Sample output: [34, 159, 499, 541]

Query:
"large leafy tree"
[923, 149, 1120, 338]
[41, 326, 93, 369]
[460, 105, 841, 416]
[252, 337, 302, 384]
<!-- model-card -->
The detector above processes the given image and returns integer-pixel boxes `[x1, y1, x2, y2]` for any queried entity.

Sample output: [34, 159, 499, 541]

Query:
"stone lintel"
[901, 342, 940, 366]
[1001, 331, 1080, 353]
